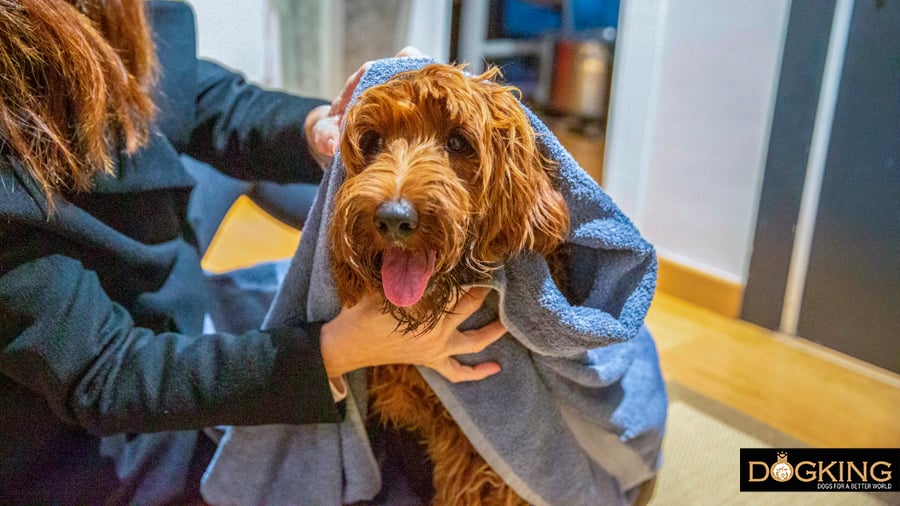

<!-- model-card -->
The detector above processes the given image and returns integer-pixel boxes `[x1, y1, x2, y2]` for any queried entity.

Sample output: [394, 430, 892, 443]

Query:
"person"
[0, 0, 505, 503]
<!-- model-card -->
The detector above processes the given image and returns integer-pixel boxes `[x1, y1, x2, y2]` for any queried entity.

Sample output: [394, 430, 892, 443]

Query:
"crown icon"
[777, 451, 787, 461]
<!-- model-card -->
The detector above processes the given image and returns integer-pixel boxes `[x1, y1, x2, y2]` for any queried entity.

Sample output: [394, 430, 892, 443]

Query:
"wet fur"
[331, 64, 570, 505]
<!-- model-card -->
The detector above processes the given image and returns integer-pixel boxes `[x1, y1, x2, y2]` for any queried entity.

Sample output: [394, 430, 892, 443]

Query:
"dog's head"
[330, 63, 569, 331]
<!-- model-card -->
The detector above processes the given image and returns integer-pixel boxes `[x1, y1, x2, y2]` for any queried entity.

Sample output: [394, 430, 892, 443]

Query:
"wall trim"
[741, 0, 837, 330]
[656, 256, 744, 318]
[771, 332, 900, 389]
[780, 0, 854, 336]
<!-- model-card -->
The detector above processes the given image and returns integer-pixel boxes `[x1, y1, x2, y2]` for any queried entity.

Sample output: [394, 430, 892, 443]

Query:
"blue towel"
[202, 57, 667, 506]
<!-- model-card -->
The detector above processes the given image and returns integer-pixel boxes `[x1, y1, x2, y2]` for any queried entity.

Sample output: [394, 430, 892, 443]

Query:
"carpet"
[648, 382, 895, 505]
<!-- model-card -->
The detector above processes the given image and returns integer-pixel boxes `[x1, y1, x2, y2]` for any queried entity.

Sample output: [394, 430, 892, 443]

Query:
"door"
[743, 0, 899, 373]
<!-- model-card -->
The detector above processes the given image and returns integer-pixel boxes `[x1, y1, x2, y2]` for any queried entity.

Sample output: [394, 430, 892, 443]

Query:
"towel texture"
[201, 57, 667, 506]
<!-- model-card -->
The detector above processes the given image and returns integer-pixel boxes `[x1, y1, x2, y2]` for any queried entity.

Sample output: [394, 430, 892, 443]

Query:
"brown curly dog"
[330, 63, 570, 505]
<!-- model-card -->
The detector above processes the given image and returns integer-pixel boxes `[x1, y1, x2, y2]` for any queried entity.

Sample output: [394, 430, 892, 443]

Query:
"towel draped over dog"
[201, 57, 667, 506]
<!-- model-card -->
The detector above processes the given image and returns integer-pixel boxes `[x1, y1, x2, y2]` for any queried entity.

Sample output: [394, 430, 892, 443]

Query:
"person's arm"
[181, 60, 328, 184]
[0, 253, 341, 436]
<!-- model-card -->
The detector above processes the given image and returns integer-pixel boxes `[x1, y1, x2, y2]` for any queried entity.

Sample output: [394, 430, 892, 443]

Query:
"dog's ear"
[329, 204, 367, 307]
[470, 72, 570, 259]
[332, 258, 366, 308]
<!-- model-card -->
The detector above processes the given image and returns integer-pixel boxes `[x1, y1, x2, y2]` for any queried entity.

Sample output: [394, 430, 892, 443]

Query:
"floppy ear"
[332, 256, 366, 307]
[471, 74, 570, 260]
[328, 191, 367, 307]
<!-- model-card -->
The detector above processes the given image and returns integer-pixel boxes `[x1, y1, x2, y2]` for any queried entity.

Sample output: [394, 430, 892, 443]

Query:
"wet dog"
[330, 64, 570, 504]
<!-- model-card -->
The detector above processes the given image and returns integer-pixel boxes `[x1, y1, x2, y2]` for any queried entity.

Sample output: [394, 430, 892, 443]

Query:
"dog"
[330, 63, 571, 505]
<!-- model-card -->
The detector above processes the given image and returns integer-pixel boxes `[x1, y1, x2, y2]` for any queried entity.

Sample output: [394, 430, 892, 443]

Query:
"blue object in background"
[572, 0, 619, 30]
[503, 0, 562, 37]
[503, 0, 619, 38]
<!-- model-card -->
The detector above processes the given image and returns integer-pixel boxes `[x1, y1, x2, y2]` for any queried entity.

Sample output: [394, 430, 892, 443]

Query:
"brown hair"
[0, 0, 157, 208]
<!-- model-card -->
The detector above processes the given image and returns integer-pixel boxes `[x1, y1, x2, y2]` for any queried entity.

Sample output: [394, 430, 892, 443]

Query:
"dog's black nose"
[375, 198, 419, 240]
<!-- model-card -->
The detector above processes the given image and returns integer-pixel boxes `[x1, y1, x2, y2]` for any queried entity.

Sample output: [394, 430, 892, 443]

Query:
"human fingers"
[450, 320, 507, 356]
[446, 286, 492, 325]
[311, 114, 340, 158]
[330, 48, 428, 124]
[396, 46, 427, 58]
[330, 60, 372, 117]
[428, 357, 501, 383]
[304, 105, 338, 168]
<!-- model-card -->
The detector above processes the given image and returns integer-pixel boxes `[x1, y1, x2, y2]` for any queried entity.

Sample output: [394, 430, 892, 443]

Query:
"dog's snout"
[375, 198, 419, 240]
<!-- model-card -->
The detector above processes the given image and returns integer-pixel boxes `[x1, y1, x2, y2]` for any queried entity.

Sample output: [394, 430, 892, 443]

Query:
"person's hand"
[320, 286, 506, 383]
[304, 104, 336, 169]
[305, 47, 429, 169]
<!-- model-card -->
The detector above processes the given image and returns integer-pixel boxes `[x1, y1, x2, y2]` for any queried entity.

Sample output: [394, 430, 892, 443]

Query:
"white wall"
[189, 0, 281, 86]
[405, 0, 452, 63]
[187, 0, 450, 94]
[604, 0, 791, 283]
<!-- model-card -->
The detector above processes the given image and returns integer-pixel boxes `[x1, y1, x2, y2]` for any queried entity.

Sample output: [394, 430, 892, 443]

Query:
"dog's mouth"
[380, 247, 437, 307]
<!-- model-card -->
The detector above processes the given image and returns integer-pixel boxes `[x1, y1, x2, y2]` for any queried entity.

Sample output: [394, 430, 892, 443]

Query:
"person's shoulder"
[146, 0, 196, 33]
[147, 0, 195, 16]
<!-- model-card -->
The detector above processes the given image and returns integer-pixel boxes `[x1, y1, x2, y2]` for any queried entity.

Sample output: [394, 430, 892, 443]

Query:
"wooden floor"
[202, 121, 899, 450]
[649, 292, 900, 448]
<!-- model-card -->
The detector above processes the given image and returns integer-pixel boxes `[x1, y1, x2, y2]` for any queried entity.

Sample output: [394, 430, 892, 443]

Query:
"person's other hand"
[320, 286, 505, 383]
[305, 47, 429, 169]
[304, 104, 336, 169]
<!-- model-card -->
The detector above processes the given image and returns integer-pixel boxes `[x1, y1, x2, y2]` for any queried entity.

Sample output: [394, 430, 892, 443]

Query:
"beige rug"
[648, 383, 895, 505]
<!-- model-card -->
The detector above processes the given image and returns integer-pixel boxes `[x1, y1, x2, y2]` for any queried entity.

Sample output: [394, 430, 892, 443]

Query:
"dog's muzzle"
[375, 198, 419, 242]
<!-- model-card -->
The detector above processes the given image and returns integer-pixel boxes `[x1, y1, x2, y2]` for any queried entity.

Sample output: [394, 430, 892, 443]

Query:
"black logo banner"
[740, 448, 898, 492]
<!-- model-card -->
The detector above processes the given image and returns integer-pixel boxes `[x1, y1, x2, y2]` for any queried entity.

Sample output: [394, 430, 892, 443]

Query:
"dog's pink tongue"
[381, 248, 436, 307]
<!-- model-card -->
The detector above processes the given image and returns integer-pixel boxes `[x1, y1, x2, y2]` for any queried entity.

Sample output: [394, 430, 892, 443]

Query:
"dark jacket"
[0, 2, 338, 503]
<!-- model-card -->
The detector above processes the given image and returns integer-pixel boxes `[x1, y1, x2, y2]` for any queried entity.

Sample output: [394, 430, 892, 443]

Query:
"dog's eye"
[445, 132, 473, 156]
[359, 131, 384, 158]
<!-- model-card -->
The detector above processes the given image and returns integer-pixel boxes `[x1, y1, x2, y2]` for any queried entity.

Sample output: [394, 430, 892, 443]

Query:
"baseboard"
[772, 332, 900, 389]
[656, 256, 745, 318]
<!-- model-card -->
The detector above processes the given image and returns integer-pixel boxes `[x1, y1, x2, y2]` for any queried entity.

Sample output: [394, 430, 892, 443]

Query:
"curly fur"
[369, 365, 526, 506]
[331, 64, 569, 332]
[331, 64, 570, 505]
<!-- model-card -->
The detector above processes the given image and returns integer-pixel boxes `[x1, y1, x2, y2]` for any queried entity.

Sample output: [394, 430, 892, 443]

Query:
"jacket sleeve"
[0, 253, 342, 436]
[180, 60, 329, 184]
